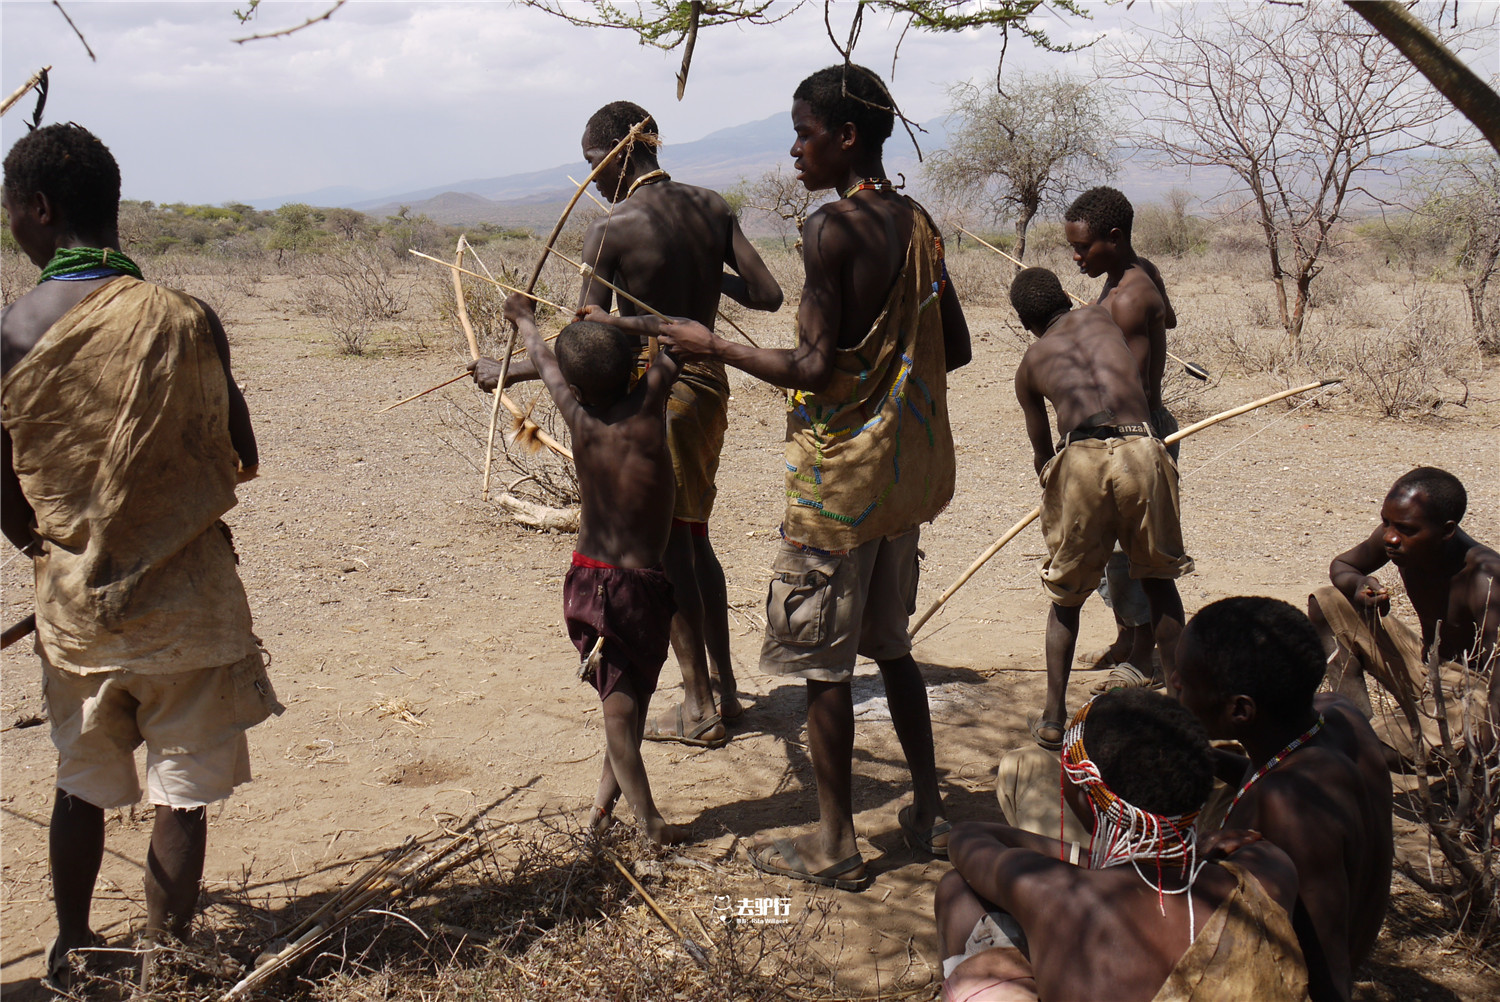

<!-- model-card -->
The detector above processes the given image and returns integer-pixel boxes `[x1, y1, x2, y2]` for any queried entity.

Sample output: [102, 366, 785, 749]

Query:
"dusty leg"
[1043, 603, 1082, 741]
[50, 790, 104, 960]
[693, 533, 741, 718]
[144, 806, 206, 940]
[877, 654, 946, 838]
[602, 679, 686, 845]
[657, 524, 725, 743]
[759, 679, 860, 872]
[1140, 578, 1184, 698]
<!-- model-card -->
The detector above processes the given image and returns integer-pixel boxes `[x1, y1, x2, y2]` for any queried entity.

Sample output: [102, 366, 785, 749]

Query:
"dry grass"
[60, 818, 922, 1002]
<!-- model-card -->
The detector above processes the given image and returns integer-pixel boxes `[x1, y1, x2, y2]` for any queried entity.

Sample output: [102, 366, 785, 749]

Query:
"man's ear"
[1228, 694, 1256, 726]
[1107, 226, 1125, 246]
[1440, 519, 1458, 542]
[838, 121, 858, 153]
[567, 382, 588, 406]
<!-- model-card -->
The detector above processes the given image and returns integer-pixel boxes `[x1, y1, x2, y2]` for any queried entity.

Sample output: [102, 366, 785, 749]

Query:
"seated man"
[1011, 267, 1193, 749]
[1307, 467, 1498, 761]
[1172, 597, 1393, 1002]
[937, 689, 1310, 1002]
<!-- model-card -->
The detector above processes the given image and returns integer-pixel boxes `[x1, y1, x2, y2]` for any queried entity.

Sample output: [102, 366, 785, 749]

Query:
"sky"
[1, 1, 1495, 206]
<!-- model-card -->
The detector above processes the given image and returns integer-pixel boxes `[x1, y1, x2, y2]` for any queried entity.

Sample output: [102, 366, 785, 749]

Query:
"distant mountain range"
[246, 111, 1403, 231]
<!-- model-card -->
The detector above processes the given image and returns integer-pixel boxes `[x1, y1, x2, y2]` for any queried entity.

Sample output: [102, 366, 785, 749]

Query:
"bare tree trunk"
[1289, 273, 1313, 354]
[1465, 238, 1499, 333]
[1014, 204, 1036, 264]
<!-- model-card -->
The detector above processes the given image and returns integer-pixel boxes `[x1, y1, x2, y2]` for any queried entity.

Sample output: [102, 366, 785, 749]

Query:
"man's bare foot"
[1076, 634, 1131, 669]
[584, 804, 616, 838]
[645, 818, 691, 845]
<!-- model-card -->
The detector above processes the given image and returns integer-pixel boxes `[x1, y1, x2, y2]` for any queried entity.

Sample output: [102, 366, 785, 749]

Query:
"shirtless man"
[595, 64, 971, 887]
[474, 102, 783, 749]
[936, 689, 1310, 1002]
[1063, 187, 1180, 686]
[1011, 267, 1192, 749]
[2, 125, 278, 988]
[503, 294, 688, 844]
[1173, 597, 1393, 1002]
[1308, 467, 1499, 759]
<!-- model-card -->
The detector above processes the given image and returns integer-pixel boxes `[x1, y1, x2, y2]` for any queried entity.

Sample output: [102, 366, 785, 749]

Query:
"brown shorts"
[760, 529, 921, 683]
[43, 649, 282, 810]
[564, 554, 677, 700]
[1038, 435, 1193, 607]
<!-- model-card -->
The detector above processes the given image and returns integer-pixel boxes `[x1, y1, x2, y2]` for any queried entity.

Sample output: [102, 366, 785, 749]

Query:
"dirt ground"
[2, 271, 1497, 999]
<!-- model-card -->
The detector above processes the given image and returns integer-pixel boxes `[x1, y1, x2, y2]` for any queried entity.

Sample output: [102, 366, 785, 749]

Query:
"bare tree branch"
[51, 1, 96, 62]
[233, 0, 348, 45]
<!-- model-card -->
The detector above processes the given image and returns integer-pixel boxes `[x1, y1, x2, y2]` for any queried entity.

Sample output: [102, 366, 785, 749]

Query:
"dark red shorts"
[672, 519, 709, 538]
[563, 553, 677, 700]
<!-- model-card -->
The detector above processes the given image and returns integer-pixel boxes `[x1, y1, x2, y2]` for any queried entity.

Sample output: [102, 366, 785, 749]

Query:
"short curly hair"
[1009, 267, 1072, 330]
[583, 101, 660, 156]
[1389, 466, 1467, 525]
[555, 320, 637, 406]
[1182, 597, 1325, 722]
[1065, 186, 1134, 243]
[2, 123, 120, 233]
[793, 64, 895, 154]
[1084, 689, 1214, 818]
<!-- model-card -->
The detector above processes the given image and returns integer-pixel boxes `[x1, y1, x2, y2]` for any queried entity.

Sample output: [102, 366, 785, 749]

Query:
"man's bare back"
[1014, 303, 1152, 468]
[580, 179, 780, 324]
[1222, 695, 1392, 1002]
[1097, 264, 1170, 410]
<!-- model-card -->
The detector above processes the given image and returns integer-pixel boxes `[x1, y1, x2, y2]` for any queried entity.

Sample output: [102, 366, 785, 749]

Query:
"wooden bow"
[477, 116, 655, 499]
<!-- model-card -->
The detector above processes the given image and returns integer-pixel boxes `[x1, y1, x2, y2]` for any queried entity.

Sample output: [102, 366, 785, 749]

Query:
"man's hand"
[502, 292, 535, 326]
[1201, 828, 1264, 861]
[1351, 576, 1390, 616]
[466, 357, 503, 392]
[655, 318, 718, 360]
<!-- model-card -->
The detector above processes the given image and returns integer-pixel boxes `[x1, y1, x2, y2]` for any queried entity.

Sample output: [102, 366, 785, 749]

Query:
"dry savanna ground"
[1, 232, 1497, 1000]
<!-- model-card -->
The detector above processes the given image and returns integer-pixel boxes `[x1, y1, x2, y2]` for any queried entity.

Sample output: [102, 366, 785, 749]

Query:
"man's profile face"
[1063, 220, 1115, 279]
[790, 99, 843, 193]
[1170, 629, 1235, 739]
[1380, 490, 1448, 567]
[581, 136, 628, 203]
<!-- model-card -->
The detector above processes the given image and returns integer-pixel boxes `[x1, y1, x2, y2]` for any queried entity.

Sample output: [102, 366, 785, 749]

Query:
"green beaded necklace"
[37, 246, 143, 284]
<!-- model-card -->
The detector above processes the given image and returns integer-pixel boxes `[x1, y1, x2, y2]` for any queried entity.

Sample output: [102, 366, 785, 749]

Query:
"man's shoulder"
[1109, 267, 1166, 313]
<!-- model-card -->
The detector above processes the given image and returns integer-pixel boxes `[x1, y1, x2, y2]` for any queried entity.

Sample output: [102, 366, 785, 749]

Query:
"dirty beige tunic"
[1, 277, 256, 674]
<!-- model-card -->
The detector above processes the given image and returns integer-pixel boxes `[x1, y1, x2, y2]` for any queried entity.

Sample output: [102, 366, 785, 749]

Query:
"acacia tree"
[735, 165, 830, 249]
[1120, 3, 1465, 348]
[1419, 154, 1500, 344]
[923, 73, 1114, 262]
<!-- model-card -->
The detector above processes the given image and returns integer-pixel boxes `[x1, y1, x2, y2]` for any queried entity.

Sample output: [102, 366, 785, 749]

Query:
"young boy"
[501, 293, 687, 844]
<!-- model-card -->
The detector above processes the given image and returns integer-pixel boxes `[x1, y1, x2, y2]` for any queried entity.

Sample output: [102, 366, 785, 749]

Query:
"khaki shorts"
[43, 649, 282, 809]
[760, 530, 921, 683]
[1038, 435, 1193, 607]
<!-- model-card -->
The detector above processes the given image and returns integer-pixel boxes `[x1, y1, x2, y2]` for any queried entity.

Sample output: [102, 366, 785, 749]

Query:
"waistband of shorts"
[673, 518, 709, 538]
[572, 552, 618, 570]
[1061, 423, 1153, 446]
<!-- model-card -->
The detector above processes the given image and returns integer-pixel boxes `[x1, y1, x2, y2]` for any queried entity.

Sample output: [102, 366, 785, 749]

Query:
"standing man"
[2, 125, 280, 987]
[1062, 187, 1181, 687]
[1011, 267, 1192, 750]
[473, 101, 783, 748]
[1308, 467, 1498, 760]
[598, 64, 971, 887]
